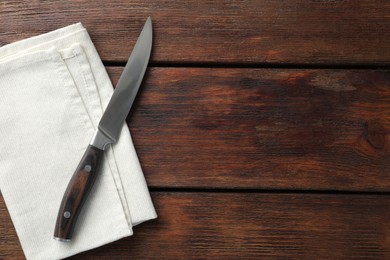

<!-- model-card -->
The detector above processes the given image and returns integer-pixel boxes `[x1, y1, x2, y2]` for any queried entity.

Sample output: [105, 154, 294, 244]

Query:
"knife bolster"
[90, 128, 114, 150]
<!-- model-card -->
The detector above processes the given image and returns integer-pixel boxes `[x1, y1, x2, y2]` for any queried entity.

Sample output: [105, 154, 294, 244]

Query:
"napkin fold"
[0, 23, 156, 259]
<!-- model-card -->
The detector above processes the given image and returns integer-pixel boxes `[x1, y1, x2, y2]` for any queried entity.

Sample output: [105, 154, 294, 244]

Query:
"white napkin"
[0, 23, 157, 259]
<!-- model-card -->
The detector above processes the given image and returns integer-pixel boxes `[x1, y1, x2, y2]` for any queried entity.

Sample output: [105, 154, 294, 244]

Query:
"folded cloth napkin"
[0, 23, 157, 259]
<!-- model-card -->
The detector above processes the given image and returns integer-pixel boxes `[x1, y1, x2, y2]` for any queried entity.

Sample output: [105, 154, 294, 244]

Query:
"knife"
[54, 17, 153, 242]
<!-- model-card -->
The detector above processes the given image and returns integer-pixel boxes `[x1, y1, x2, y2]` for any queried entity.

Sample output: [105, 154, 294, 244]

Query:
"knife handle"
[54, 145, 104, 241]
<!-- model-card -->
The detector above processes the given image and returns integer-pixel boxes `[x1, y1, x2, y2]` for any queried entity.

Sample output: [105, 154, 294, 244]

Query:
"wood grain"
[107, 67, 390, 191]
[1, 1, 390, 64]
[0, 195, 22, 259]
[1, 193, 389, 259]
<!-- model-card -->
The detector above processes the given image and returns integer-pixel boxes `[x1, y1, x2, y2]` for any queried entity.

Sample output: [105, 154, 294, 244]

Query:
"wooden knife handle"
[54, 145, 104, 241]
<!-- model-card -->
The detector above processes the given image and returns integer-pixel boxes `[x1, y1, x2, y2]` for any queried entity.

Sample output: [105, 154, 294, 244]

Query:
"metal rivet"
[64, 211, 71, 218]
[84, 165, 92, 172]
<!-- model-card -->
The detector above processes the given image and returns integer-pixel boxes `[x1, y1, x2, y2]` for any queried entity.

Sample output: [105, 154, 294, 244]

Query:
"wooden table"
[1, 1, 390, 259]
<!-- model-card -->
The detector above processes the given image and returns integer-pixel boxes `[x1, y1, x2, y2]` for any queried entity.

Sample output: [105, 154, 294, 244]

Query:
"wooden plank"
[1, 1, 390, 64]
[107, 67, 390, 191]
[1, 193, 389, 259]
[0, 195, 22, 259]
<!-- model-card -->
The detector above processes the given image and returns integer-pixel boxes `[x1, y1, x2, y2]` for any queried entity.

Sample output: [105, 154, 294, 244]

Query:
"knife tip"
[145, 17, 153, 37]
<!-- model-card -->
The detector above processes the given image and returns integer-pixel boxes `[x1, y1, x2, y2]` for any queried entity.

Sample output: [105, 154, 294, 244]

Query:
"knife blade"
[54, 17, 153, 242]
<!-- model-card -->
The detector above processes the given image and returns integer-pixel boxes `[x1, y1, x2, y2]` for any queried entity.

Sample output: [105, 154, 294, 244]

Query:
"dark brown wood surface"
[1, 193, 389, 259]
[1, 1, 390, 64]
[1, 1, 390, 259]
[108, 67, 390, 191]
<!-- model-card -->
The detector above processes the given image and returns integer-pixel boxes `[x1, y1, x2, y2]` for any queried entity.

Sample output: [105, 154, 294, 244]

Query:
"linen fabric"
[0, 23, 156, 259]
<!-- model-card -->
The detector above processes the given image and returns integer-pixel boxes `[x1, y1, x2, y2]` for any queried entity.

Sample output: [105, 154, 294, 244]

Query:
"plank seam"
[149, 187, 390, 196]
[104, 61, 390, 70]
